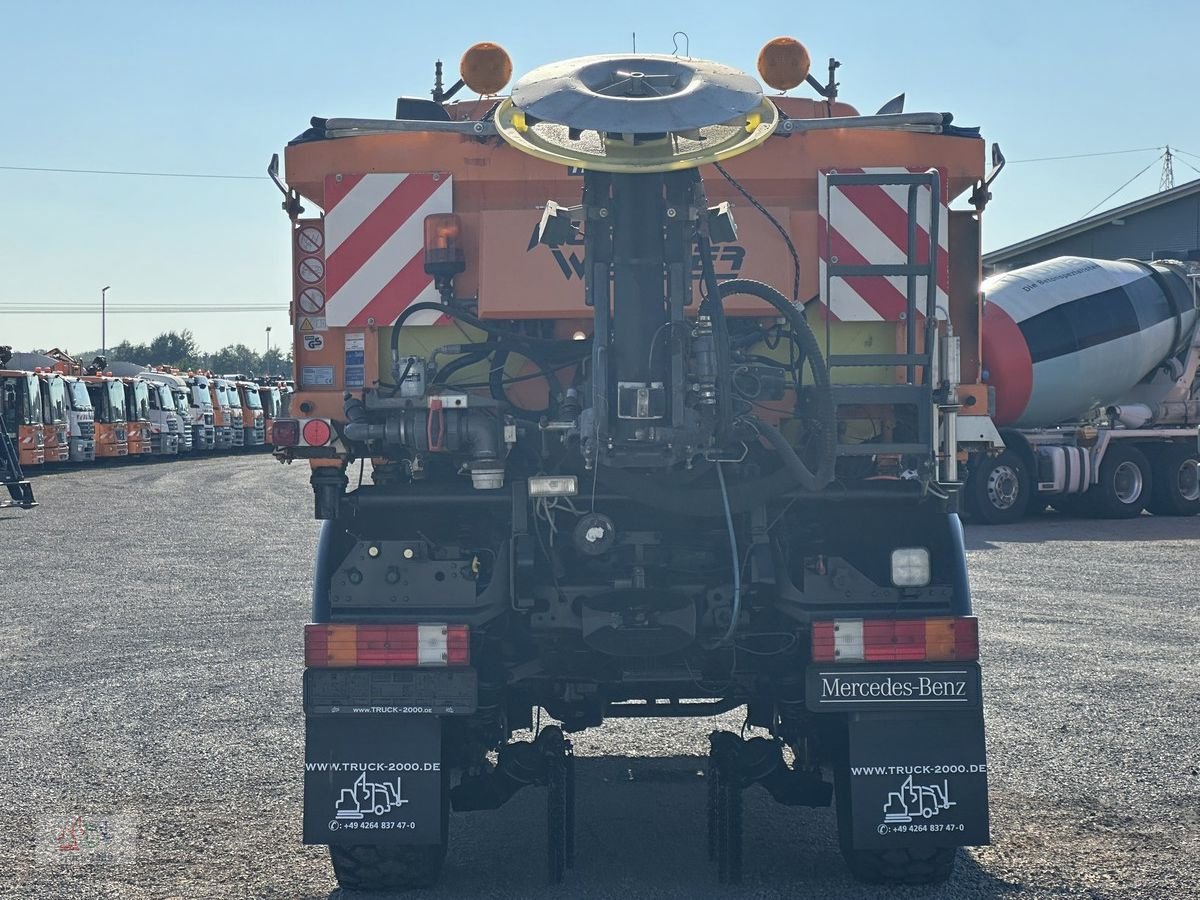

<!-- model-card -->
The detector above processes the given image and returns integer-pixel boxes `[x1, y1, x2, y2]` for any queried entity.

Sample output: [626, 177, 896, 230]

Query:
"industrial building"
[984, 176, 1200, 273]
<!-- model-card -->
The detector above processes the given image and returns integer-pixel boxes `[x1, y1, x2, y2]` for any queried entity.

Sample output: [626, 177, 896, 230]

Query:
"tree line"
[78, 330, 291, 376]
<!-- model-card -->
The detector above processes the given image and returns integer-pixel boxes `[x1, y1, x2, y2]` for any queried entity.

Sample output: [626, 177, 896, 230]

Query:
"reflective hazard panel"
[817, 168, 949, 322]
[303, 716, 443, 845]
[843, 713, 989, 849]
[322, 172, 453, 327]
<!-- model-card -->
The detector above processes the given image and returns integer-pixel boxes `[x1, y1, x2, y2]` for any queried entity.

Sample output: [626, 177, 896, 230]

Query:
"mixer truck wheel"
[1146, 444, 1200, 516]
[1091, 444, 1152, 519]
[965, 451, 1030, 525]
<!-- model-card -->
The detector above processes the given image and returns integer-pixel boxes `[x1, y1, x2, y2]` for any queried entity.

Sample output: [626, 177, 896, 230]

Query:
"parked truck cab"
[235, 380, 265, 446]
[171, 386, 194, 452]
[208, 378, 235, 451]
[122, 378, 152, 456]
[0, 370, 44, 468]
[36, 370, 70, 463]
[259, 382, 284, 445]
[83, 376, 127, 458]
[221, 379, 245, 449]
[147, 381, 181, 455]
[62, 375, 95, 462]
[184, 374, 216, 450]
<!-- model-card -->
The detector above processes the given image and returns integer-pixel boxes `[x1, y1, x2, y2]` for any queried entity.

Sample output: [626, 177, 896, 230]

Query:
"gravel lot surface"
[2, 456, 1197, 899]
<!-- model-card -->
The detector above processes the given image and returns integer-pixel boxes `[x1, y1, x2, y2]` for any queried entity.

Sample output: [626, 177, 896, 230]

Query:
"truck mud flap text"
[843, 713, 989, 850]
[304, 715, 442, 845]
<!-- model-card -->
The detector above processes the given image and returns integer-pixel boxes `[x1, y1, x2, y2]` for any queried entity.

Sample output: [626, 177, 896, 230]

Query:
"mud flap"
[303, 715, 443, 845]
[841, 712, 989, 850]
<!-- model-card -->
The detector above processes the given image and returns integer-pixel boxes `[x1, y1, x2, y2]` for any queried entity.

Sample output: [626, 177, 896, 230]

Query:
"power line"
[1, 306, 287, 314]
[0, 164, 266, 180]
[1008, 146, 1162, 164]
[1081, 152, 1165, 217]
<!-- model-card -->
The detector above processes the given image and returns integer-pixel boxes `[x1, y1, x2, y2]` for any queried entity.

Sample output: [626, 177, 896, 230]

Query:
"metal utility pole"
[1161, 146, 1175, 191]
[265, 326, 272, 375]
[101, 285, 111, 353]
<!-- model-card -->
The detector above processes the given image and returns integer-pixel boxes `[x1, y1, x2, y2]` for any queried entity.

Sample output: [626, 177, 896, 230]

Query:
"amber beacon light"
[757, 36, 811, 91]
[460, 42, 513, 95]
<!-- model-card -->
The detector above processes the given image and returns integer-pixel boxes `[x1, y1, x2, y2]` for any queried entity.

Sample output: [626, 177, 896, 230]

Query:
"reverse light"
[812, 617, 979, 663]
[423, 213, 466, 278]
[890, 547, 931, 587]
[305, 623, 471, 668]
[528, 475, 578, 498]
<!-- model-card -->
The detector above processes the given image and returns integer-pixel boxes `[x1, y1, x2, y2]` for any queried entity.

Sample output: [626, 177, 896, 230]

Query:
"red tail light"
[812, 617, 979, 663]
[305, 623, 470, 668]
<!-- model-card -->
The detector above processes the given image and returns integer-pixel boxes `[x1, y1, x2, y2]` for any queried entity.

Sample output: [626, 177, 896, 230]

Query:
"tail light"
[423, 213, 466, 278]
[272, 418, 301, 446]
[811, 617, 978, 663]
[305, 623, 470, 668]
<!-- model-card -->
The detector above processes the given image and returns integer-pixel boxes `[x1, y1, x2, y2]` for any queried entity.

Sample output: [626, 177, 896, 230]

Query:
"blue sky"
[3, 0, 1198, 353]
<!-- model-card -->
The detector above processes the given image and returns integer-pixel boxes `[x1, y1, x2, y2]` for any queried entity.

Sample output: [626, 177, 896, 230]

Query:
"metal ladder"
[821, 169, 943, 468]
[0, 412, 36, 509]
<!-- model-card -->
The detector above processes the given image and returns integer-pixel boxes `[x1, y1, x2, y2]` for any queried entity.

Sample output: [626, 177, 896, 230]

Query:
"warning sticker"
[345, 333, 366, 352]
[345, 366, 365, 388]
[299, 317, 329, 332]
[301, 366, 336, 387]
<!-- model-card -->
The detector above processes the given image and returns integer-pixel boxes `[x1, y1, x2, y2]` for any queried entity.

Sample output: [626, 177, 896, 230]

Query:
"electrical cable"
[1007, 146, 1162, 164]
[715, 462, 742, 645]
[0, 164, 266, 180]
[1082, 152, 1165, 217]
[714, 161, 802, 303]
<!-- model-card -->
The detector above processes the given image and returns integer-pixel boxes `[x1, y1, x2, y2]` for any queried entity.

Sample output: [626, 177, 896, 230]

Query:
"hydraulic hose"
[718, 279, 837, 490]
[388, 301, 582, 368]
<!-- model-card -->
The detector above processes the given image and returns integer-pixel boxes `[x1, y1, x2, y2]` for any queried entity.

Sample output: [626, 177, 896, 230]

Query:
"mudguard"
[304, 714, 443, 845]
[841, 710, 990, 850]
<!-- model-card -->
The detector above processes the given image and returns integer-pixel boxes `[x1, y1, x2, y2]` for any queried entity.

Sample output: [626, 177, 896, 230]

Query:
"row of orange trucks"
[0, 347, 292, 475]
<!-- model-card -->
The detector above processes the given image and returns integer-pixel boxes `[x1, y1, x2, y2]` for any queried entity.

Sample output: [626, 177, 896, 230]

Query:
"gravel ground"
[2, 456, 1198, 899]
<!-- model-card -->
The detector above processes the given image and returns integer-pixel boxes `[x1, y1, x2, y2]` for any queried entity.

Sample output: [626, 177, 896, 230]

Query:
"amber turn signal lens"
[460, 42, 512, 95]
[757, 36, 811, 91]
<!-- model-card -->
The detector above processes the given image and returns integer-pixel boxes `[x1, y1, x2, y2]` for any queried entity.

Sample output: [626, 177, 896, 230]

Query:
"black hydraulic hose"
[388, 301, 580, 367]
[718, 279, 837, 489]
[695, 233, 734, 439]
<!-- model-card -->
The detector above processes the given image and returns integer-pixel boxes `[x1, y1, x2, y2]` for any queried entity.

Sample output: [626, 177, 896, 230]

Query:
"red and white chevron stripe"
[817, 168, 949, 322]
[323, 172, 453, 327]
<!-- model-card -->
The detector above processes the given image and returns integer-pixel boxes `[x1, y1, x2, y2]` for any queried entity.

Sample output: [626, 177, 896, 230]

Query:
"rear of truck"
[277, 38, 995, 891]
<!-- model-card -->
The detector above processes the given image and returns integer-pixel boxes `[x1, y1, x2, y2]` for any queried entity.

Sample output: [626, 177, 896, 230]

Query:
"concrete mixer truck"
[270, 38, 1000, 891]
[964, 256, 1200, 523]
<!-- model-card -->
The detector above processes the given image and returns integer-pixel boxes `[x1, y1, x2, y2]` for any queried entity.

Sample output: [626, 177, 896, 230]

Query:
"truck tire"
[1091, 444, 1153, 518]
[966, 450, 1030, 524]
[1146, 444, 1200, 516]
[834, 768, 957, 885]
[841, 846, 958, 885]
[329, 843, 447, 891]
